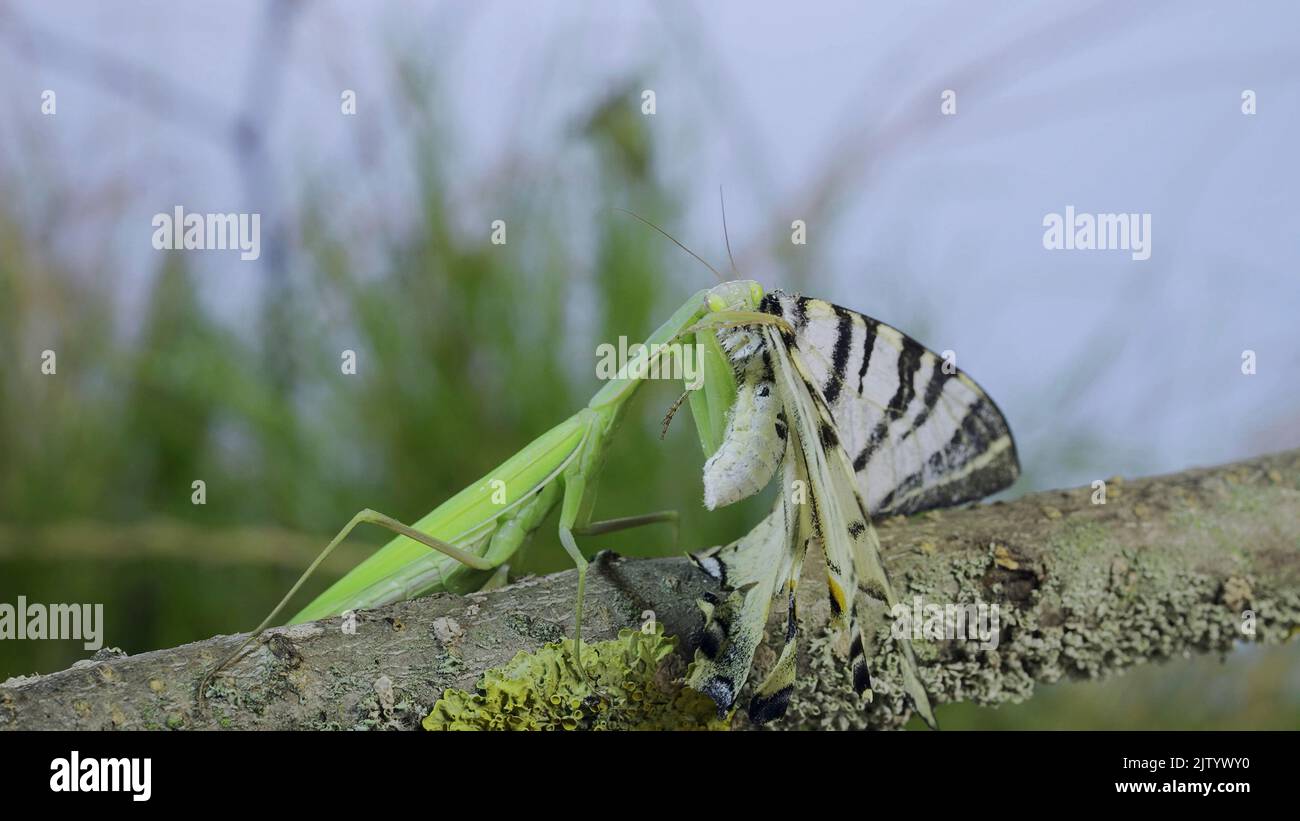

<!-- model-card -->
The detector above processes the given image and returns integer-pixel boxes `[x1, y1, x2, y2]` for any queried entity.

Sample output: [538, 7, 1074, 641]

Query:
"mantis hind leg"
[197, 508, 495, 708]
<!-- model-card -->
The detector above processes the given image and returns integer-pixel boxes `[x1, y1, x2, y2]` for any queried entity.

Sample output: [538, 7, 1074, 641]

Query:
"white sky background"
[0, 0, 1296, 494]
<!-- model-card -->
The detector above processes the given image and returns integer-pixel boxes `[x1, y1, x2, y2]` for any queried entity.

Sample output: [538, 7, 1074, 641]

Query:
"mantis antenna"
[612, 207, 727, 283]
[719, 186, 740, 278]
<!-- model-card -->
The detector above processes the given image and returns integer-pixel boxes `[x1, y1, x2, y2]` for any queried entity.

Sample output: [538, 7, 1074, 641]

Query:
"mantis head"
[704, 279, 765, 313]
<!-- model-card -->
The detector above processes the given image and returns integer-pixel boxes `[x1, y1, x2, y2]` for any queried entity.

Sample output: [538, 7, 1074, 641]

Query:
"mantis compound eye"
[749, 282, 764, 306]
[707, 293, 727, 312]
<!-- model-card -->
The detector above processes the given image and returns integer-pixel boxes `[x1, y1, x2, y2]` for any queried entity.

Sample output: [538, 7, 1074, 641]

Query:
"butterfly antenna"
[719, 186, 739, 277]
[613, 207, 726, 283]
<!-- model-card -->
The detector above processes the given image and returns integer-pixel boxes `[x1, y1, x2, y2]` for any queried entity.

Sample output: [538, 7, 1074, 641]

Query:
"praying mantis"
[199, 274, 757, 698]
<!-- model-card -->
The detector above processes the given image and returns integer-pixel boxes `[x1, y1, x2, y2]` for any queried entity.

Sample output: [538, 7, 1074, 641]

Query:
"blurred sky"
[1, 0, 1297, 494]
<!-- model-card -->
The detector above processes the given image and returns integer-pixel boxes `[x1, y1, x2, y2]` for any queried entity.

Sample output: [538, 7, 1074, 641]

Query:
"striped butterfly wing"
[764, 323, 938, 728]
[759, 291, 1020, 517]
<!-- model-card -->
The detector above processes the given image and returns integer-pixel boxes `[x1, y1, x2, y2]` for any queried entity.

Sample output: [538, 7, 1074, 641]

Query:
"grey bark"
[3, 448, 1298, 730]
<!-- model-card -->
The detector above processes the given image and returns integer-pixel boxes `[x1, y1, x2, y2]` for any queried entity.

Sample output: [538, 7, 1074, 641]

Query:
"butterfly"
[687, 288, 1020, 726]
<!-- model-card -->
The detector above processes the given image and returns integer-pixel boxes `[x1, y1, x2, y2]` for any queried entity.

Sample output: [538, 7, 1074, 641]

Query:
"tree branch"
[3, 448, 1297, 730]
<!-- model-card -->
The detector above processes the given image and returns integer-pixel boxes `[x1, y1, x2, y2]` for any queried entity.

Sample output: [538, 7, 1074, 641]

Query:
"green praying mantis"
[199, 270, 758, 698]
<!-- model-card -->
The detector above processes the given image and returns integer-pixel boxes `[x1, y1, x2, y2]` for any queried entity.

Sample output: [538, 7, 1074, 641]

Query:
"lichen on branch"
[423, 625, 725, 730]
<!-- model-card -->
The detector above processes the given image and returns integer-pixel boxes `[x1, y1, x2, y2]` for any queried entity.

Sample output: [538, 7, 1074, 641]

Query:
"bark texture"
[2, 448, 1298, 730]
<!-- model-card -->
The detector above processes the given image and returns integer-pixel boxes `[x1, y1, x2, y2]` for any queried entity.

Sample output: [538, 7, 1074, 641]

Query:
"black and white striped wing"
[758, 292, 1019, 517]
[764, 324, 938, 728]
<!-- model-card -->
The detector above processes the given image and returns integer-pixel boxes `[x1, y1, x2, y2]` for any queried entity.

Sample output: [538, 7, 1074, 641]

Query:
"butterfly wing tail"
[747, 529, 808, 724]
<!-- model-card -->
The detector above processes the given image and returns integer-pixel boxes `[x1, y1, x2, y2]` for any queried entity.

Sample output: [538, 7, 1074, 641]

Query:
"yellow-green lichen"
[423, 625, 728, 731]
